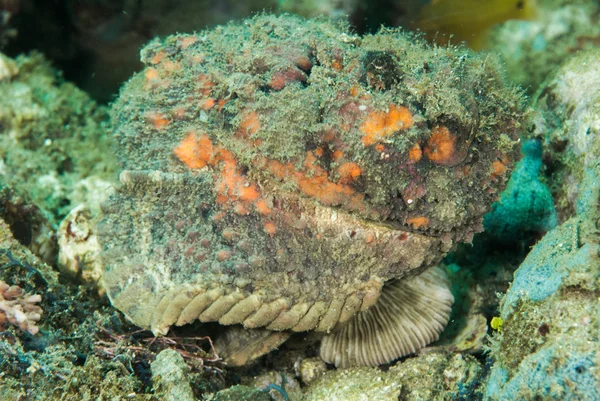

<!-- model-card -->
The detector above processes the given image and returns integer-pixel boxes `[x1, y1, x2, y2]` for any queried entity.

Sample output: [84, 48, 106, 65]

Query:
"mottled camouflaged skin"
[100, 15, 523, 335]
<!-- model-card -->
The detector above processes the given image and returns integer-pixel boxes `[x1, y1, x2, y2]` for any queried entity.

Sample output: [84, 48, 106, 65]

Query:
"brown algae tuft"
[100, 14, 524, 367]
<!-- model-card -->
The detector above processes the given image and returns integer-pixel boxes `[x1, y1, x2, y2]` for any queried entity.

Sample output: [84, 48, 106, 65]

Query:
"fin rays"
[320, 266, 454, 368]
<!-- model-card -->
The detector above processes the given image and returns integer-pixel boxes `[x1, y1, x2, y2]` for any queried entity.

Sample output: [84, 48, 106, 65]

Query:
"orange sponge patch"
[407, 216, 429, 229]
[174, 133, 205, 169]
[147, 112, 170, 130]
[491, 160, 507, 178]
[144, 67, 160, 82]
[174, 132, 215, 169]
[174, 132, 271, 218]
[263, 221, 277, 236]
[409, 143, 423, 162]
[424, 125, 457, 166]
[266, 151, 367, 212]
[337, 162, 362, 183]
[178, 36, 197, 49]
[361, 104, 413, 146]
[237, 111, 261, 138]
[255, 200, 272, 215]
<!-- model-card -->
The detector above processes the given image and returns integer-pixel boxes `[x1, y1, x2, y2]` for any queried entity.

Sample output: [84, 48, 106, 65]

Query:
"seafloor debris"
[151, 349, 196, 401]
[303, 352, 482, 400]
[295, 357, 328, 385]
[100, 14, 524, 368]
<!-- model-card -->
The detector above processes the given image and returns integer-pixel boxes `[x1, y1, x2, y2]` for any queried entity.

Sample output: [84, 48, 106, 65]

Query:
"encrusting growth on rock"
[360, 104, 413, 146]
[100, 15, 524, 367]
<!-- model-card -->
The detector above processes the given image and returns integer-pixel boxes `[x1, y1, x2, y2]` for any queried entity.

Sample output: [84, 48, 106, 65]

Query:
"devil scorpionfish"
[100, 14, 524, 368]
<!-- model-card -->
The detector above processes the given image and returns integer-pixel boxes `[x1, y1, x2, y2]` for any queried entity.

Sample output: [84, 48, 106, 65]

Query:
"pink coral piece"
[0, 280, 43, 335]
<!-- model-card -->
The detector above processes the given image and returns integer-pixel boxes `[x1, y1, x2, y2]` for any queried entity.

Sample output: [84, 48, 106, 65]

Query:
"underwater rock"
[437, 311, 488, 354]
[295, 357, 328, 386]
[249, 370, 302, 401]
[214, 325, 292, 367]
[101, 14, 524, 367]
[0, 51, 118, 226]
[529, 48, 600, 222]
[0, 184, 57, 264]
[211, 385, 272, 401]
[304, 366, 403, 400]
[0, 52, 18, 81]
[0, 214, 158, 399]
[151, 349, 196, 401]
[485, 216, 600, 400]
[0, 216, 58, 288]
[490, 0, 600, 92]
[304, 351, 483, 400]
[66, 176, 115, 219]
[484, 48, 600, 401]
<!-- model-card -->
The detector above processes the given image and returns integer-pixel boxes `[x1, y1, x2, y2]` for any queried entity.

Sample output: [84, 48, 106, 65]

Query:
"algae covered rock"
[249, 370, 303, 401]
[304, 352, 483, 401]
[296, 357, 327, 385]
[490, 0, 600, 93]
[485, 216, 600, 401]
[101, 14, 524, 367]
[529, 47, 600, 221]
[484, 48, 600, 401]
[304, 366, 403, 401]
[151, 349, 195, 401]
[0, 51, 117, 225]
[57, 204, 105, 294]
[211, 385, 272, 401]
